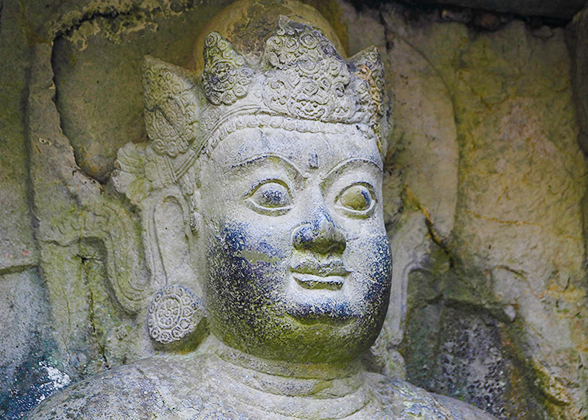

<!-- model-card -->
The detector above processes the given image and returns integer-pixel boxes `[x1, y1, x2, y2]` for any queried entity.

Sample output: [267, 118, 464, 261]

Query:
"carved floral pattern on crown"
[199, 16, 384, 126]
[202, 32, 254, 106]
[142, 57, 201, 158]
[261, 18, 353, 122]
[114, 16, 386, 206]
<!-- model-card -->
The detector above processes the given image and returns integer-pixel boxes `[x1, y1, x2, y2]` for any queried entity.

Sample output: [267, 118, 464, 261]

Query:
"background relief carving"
[2, 0, 588, 418]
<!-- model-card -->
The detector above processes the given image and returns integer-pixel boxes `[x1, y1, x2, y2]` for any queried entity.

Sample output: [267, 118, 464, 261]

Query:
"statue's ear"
[113, 58, 209, 350]
[145, 184, 208, 351]
[142, 56, 205, 157]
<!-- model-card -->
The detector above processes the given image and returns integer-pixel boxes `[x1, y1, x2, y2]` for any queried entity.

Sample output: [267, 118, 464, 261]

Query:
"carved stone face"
[198, 125, 391, 364]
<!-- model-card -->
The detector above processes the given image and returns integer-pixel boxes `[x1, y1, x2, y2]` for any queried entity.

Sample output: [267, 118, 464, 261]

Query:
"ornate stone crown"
[114, 16, 385, 204]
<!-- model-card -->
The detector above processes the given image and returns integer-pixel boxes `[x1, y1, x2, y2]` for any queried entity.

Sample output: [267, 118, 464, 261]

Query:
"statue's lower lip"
[291, 273, 344, 291]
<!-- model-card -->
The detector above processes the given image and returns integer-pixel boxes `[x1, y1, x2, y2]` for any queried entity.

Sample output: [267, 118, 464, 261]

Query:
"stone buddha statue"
[27, 5, 498, 420]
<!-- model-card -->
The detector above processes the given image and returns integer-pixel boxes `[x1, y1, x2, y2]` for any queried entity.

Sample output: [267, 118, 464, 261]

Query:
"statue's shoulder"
[369, 374, 498, 420]
[433, 393, 499, 420]
[26, 353, 208, 420]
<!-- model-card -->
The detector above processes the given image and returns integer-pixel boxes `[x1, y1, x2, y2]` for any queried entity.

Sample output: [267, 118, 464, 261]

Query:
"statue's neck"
[198, 335, 371, 418]
[208, 334, 362, 382]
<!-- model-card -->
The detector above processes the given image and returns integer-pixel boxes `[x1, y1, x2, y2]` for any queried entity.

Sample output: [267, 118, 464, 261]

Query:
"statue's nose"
[292, 208, 346, 255]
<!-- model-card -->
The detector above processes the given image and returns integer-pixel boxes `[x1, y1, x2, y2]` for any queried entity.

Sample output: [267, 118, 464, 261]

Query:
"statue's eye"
[336, 184, 375, 217]
[247, 181, 292, 214]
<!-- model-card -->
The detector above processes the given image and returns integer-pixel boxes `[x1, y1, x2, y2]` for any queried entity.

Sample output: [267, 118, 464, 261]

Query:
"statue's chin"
[283, 298, 367, 327]
[209, 305, 384, 365]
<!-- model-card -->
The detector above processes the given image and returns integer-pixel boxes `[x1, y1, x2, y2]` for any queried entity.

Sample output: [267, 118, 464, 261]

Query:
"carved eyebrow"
[231, 154, 306, 177]
[322, 157, 383, 180]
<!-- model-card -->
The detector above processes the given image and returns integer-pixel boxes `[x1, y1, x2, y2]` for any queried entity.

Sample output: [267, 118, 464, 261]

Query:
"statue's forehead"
[208, 126, 382, 172]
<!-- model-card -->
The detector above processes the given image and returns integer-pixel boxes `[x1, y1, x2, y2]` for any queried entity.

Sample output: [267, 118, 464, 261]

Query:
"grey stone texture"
[413, 0, 586, 20]
[0, 0, 37, 273]
[26, 7, 499, 418]
[569, 6, 588, 157]
[0, 270, 60, 419]
[28, 337, 497, 419]
[1, 0, 588, 418]
[344, 2, 588, 419]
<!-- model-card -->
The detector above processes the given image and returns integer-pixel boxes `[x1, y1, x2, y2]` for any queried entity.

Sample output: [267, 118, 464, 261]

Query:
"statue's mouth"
[290, 260, 349, 291]
[291, 273, 344, 290]
[285, 259, 358, 323]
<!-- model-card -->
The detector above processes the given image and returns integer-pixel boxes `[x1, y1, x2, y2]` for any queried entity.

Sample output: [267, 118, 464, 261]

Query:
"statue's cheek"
[346, 234, 391, 285]
[207, 220, 290, 289]
[369, 235, 393, 285]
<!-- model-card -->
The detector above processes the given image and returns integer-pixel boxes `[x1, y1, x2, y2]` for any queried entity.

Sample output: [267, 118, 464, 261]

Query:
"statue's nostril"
[292, 220, 346, 255]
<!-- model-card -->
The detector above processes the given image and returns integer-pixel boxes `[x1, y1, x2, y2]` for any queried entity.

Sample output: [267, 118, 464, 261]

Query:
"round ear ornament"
[147, 284, 205, 344]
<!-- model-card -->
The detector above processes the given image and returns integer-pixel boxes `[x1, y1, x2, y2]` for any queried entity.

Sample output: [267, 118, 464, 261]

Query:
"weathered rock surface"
[51, 1, 234, 183]
[0, 270, 61, 419]
[412, 0, 586, 20]
[569, 5, 588, 156]
[344, 2, 588, 419]
[0, 0, 38, 273]
[2, 0, 588, 418]
[451, 20, 588, 419]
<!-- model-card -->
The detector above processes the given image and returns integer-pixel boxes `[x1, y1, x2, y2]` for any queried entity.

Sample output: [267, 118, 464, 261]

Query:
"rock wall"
[2, 0, 588, 419]
[341, 3, 588, 418]
[410, 0, 586, 20]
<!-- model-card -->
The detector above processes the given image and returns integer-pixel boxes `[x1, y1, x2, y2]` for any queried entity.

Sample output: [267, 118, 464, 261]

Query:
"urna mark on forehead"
[207, 125, 384, 175]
